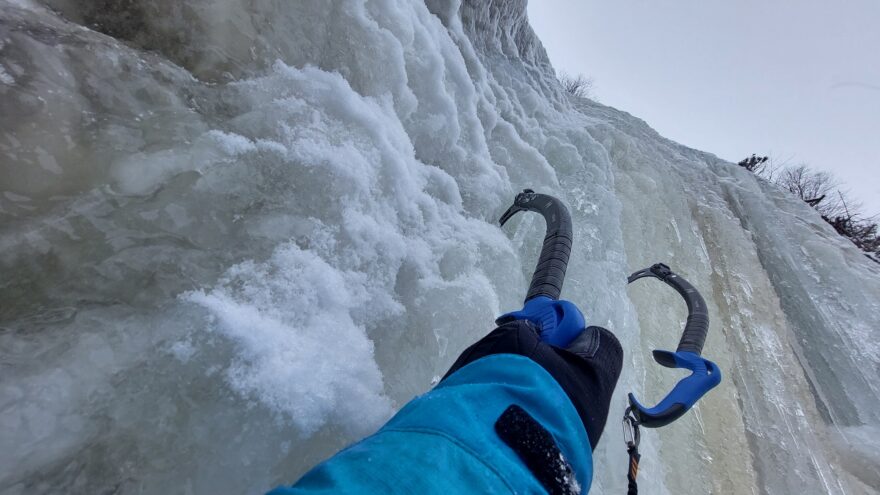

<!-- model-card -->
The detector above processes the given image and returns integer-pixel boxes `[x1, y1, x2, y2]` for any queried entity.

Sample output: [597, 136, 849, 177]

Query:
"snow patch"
[184, 243, 393, 436]
[0, 65, 14, 85]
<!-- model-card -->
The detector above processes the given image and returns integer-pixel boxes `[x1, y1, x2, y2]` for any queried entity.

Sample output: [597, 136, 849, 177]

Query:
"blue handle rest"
[496, 296, 585, 348]
[627, 350, 721, 428]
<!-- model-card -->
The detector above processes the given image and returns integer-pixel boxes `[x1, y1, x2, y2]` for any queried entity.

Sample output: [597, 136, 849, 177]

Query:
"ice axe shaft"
[499, 189, 573, 302]
[627, 263, 708, 355]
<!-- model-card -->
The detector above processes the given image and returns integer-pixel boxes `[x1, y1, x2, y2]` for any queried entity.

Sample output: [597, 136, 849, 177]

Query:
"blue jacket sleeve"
[269, 354, 592, 494]
[270, 320, 624, 494]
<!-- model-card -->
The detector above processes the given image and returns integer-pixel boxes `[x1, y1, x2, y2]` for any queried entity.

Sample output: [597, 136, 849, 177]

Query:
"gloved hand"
[496, 298, 622, 391]
[446, 311, 623, 449]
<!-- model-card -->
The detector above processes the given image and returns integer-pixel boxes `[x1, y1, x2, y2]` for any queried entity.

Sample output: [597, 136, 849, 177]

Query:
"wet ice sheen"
[1, 1, 879, 494]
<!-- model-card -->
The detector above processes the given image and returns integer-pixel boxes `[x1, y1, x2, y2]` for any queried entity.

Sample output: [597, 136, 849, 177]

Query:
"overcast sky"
[529, 0, 880, 216]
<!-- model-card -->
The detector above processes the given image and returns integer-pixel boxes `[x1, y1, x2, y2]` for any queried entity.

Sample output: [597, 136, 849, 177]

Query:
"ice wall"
[1, 0, 878, 493]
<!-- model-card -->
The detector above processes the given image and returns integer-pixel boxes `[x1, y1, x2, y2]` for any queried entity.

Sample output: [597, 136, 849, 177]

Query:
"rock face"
[1, 1, 878, 493]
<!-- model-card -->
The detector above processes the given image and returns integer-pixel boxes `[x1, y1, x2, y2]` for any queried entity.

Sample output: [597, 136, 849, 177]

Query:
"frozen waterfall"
[1, 0, 878, 493]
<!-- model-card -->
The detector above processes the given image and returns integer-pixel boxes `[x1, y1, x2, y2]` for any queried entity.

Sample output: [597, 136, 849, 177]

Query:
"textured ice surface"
[1, 0, 879, 493]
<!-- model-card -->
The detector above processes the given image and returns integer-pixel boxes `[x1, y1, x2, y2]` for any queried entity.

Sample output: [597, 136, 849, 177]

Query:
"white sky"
[528, 0, 880, 216]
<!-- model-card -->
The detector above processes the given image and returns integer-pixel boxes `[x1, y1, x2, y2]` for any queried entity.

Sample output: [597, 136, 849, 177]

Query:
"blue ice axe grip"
[495, 190, 585, 347]
[626, 263, 722, 428]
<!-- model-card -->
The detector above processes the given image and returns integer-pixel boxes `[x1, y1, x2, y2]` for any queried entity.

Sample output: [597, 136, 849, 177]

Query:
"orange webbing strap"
[626, 445, 640, 495]
[623, 407, 641, 495]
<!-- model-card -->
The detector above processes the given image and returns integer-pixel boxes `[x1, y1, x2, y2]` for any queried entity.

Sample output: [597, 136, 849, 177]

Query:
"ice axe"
[495, 189, 584, 347]
[622, 263, 722, 492]
[625, 263, 721, 428]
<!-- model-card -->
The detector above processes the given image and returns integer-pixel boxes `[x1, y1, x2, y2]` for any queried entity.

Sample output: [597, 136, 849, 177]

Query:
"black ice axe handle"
[627, 263, 708, 355]
[499, 189, 573, 302]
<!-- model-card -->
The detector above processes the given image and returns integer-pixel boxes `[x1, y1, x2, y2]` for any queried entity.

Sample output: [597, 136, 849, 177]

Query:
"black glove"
[444, 320, 623, 449]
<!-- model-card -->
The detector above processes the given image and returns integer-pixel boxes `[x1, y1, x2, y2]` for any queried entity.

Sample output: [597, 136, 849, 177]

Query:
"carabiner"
[622, 407, 641, 449]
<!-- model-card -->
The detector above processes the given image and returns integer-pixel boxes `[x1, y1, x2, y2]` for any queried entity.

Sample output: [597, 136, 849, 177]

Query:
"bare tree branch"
[738, 155, 880, 263]
[558, 71, 595, 99]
